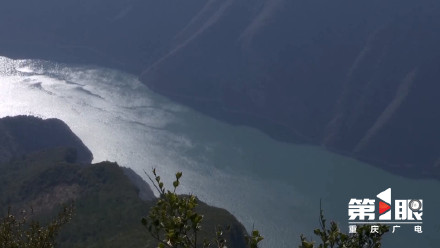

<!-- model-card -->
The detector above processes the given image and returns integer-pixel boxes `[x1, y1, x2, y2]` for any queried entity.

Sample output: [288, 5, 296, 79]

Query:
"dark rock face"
[122, 167, 155, 201]
[1, 0, 439, 179]
[0, 116, 93, 164]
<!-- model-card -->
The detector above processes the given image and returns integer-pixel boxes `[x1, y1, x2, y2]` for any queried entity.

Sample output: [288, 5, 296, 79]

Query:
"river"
[0, 56, 439, 247]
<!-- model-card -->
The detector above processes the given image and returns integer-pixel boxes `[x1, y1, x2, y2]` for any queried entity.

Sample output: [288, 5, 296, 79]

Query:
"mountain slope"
[0, 116, 248, 247]
[0, 115, 93, 164]
[0, 149, 247, 247]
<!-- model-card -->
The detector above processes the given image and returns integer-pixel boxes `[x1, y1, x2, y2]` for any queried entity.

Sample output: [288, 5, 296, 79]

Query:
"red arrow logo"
[379, 201, 391, 214]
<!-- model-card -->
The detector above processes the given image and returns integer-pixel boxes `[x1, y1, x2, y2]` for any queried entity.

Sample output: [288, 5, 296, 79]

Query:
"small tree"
[299, 203, 388, 248]
[142, 169, 263, 248]
[0, 204, 74, 248]
[142, 169, 388, 248]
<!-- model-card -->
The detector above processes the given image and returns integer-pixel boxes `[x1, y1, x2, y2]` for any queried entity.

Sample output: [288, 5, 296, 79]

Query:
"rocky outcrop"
[0, 116, 93, 163]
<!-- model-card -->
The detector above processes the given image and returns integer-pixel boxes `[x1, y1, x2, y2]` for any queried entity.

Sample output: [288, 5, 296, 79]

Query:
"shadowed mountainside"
[0, 115, 93, 164]
[0, 148, 247, 247]
[1, 0, 439, 179]
[0, 116, 248, 247]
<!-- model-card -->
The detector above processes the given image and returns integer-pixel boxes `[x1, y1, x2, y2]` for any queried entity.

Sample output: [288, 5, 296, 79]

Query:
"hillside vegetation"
[0, 148, 248, 247]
